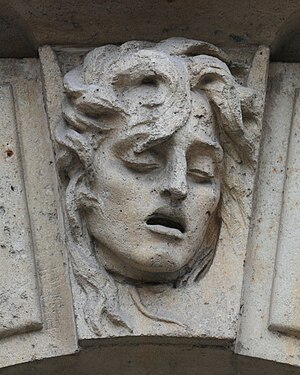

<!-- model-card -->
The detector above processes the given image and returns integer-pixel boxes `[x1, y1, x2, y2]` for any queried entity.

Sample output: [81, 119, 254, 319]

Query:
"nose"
[160, 150, 187, 201]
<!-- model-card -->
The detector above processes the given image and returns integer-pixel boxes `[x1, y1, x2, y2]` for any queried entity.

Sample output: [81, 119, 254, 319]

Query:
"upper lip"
[145, 206, 186, 235]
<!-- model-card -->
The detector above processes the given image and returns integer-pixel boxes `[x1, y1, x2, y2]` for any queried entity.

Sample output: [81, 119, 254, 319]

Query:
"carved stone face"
[58, 39, 256, 334]
[84, 90, 223, 283]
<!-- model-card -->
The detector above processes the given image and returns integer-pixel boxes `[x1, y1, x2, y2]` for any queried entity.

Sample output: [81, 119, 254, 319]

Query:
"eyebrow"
[115, 128, 224, 160]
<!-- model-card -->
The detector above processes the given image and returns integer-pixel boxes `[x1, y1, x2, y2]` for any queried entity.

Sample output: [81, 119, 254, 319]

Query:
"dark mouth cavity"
[146, 215, 185, 233]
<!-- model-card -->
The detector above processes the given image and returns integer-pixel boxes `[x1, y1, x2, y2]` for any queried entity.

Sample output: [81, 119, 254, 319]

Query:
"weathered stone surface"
[0, 1, 299, 59]
[0, 0, 300, 371]
[40, 40, 269, 343]
[269, 88, 300, 337]
[0, 83, 42, 339]
[0, 59, 77, 369]
[236, 63, 300, 367]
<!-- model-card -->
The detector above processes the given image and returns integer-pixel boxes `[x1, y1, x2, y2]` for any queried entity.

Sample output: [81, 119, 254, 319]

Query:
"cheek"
[208, 181, 221, 210]
[93, 168, 153, 220]
[194, 181, 220, 206]
[189, 182, 221, 224]
[93, 164, 131, 200]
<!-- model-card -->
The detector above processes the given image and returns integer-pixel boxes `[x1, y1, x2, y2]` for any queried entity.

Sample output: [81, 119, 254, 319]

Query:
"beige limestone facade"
[0, 1, 300, 374]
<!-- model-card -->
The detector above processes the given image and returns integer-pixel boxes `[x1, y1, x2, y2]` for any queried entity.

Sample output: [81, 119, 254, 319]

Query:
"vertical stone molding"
[268, 88, 300, 337]
[236, 63, 300, 367]
[0, 59, 77, 369]
[40, 40, 269, 343]
[0, 83, 42, 339]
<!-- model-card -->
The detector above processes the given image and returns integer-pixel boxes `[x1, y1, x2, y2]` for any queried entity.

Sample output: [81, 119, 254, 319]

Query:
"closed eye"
[123, 159, 161, 172]
[118, 146, 163, 173]
[188, 168, 214, 183]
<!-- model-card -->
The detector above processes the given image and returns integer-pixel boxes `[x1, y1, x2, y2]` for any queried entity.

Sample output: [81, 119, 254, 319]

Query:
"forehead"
[112, 87, 222, 156]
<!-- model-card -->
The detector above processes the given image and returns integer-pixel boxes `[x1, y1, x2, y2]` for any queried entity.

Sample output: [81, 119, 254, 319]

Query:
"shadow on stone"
[0, 2, 36, 57]
[271, 12, 300, 62]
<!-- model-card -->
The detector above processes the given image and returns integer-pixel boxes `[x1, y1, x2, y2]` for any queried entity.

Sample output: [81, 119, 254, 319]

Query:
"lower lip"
[145, 224, 184, 239]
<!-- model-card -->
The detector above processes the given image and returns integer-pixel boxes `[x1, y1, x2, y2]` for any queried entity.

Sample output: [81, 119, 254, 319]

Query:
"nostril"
[160, 186, 187, 200]
[160, 189, 172, 198]
[160, 171, 188, 199]
[173, 190, 187, 200]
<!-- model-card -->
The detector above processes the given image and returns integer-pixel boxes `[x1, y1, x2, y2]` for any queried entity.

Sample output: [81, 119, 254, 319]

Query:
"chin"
[132, 252, 191, 275]
[95, 240, 195, 283]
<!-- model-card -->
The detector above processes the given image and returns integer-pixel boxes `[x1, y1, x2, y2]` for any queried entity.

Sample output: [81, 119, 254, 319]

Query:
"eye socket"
[117, 146, 162, 173]
[188, 168, 214, 183]
[187, 151, 216, 184]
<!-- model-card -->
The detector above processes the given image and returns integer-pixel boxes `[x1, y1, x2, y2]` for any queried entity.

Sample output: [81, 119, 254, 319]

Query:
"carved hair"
[56, 38, 259, 335]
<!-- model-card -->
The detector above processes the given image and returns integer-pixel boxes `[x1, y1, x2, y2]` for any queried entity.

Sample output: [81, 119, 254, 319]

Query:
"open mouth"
[145, 212, 185, 239]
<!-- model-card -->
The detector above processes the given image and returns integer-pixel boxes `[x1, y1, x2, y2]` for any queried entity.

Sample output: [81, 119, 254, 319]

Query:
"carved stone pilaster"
[0, 59, 77, 369]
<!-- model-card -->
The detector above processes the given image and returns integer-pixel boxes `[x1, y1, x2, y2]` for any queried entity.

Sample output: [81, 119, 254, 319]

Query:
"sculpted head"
[81, 89, 222, 283]
[56, 38, 256, 332]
